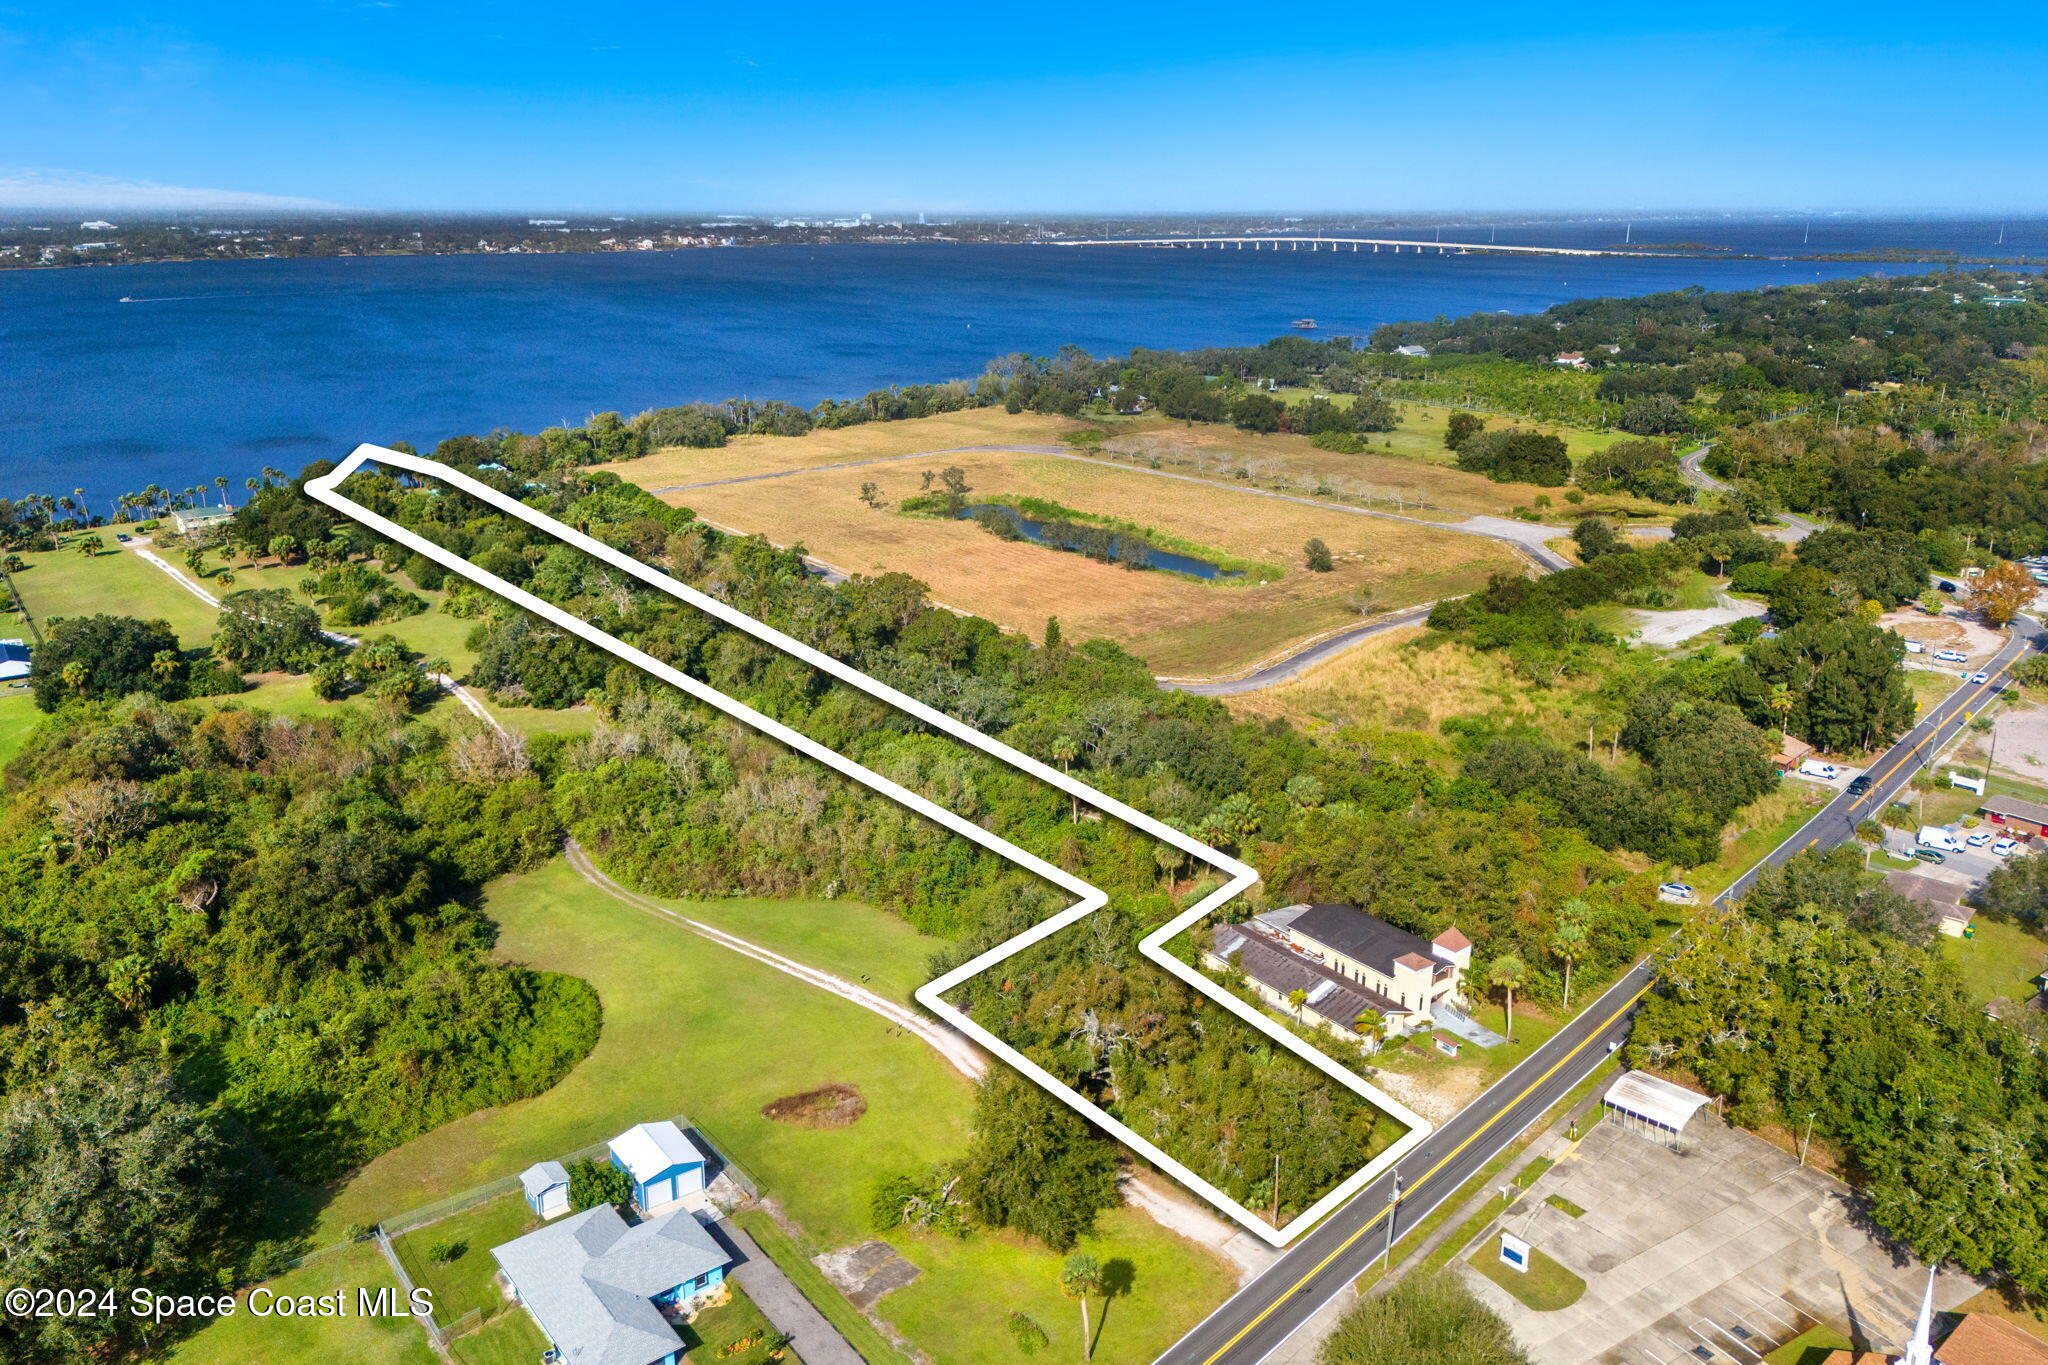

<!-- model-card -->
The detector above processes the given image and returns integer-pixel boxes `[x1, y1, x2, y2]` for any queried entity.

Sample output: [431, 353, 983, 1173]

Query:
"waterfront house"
[609, 1121, 707, 1215]
[491, 1204, 731, 1365]
[1204, 904, 1471, 1046]
[520, 1160, 572, 1219]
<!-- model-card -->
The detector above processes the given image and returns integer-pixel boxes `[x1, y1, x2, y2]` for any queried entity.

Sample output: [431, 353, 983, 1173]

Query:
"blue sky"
[2, 2, 2043, 213]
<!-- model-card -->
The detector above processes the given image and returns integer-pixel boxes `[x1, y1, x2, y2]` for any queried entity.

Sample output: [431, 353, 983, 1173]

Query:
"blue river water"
[2, 226, 2032, 507]
[957, 504, 1242, 579]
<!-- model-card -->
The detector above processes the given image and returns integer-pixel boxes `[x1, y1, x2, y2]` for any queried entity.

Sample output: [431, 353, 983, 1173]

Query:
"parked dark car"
[1847, 775, 1872, 796]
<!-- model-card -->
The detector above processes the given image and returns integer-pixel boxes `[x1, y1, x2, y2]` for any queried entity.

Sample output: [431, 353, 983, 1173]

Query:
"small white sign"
[1500, 1232, 1531, 1273]
[1952, 774, 1987, 795]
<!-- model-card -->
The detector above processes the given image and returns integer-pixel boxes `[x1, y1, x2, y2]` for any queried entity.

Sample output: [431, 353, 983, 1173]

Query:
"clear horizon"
[5, 2, 2044, 214]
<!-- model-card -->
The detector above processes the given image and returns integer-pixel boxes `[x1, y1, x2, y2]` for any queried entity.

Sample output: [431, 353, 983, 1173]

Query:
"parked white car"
[1656, 881, 1698, 905]
[1797, 758, 1840, 781]
[1966, 831, 1993, 848]
[1993, 837, 2021, 857]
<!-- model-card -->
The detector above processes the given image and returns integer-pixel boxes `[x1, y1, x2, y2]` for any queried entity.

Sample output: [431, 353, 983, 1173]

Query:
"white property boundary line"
[306, 446, 1428, 1246]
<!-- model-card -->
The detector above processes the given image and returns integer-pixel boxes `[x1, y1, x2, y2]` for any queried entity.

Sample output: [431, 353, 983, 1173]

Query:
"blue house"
[519, 1159, 571, 1220]
[492, 1204, 731, 1365]
[608, 1122, 706, 1215]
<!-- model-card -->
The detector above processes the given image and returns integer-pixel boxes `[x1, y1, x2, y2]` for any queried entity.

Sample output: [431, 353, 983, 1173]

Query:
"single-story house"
[609, 1121, 706, 1215]
[520, 1159, 572, 1219]
[1604, 1070, 1712, 1148]
[1883, 871, 1975, 938]
[492, 1203, 731, 1365]
[0, 640, 29, 683]
[1980, 793, 2048, 838]
[1205, 904, 1471, 1046]
[1553, 351, 1590, 369]
[169, 506, 234, 535]
[1771, 735, 1816, 773]
[1393, 344, 1431, 357]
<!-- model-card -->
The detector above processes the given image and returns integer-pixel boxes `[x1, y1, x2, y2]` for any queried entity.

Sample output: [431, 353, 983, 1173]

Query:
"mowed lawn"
[164, 1242, 437, 1365]
[0, 690, 42, 768]
[313, 857, 1235, 1365]
[317, 857, 971, 1249]
[9, 545, 220, 640]
[655, 450, 1519, 677]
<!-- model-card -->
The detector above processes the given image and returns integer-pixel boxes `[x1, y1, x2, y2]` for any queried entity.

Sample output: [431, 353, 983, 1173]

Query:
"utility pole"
[1271, 1154, 1282, 1226]
[1381, 1171, 1404, 1267]
[1799, 1111, 1817, 1167]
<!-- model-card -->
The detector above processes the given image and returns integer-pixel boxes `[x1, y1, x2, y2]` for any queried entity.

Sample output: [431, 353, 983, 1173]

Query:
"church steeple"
[1900, 1269, 1938, 1365]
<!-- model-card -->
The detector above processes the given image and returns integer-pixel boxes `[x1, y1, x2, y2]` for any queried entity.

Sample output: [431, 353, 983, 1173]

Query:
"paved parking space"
[1459, 1118, 1976, 1365]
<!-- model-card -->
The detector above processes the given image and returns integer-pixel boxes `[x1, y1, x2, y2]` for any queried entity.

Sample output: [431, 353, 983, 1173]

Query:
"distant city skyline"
[5, 3, 2045, 214]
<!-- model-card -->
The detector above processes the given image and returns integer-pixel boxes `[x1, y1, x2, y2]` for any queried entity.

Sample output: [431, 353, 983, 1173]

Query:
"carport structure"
[1604, 1071, 1713, 1150]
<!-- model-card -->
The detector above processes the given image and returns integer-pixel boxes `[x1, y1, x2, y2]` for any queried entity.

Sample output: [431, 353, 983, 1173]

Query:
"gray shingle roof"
[520, 1161, 570, 1201]
[1278, 904, 1438, 977]
[1215, 930, 1404, 1028]
[492, 1205, 730, 1365]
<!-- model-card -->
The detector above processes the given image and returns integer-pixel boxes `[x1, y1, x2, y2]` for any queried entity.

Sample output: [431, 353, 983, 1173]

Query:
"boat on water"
[1290, 318, 1318, 329]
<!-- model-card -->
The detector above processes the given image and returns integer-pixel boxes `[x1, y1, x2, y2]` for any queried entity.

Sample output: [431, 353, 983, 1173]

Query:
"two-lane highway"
[1159, 614, 2040, 1365]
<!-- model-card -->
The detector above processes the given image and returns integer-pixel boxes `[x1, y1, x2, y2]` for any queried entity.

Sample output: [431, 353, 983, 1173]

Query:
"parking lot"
[1461, 1117, 1976, 1365]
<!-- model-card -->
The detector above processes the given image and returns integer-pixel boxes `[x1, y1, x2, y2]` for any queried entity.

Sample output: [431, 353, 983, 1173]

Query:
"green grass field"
[449, 1309, 552, 1365]
[637, 893, 947, 1005]
[10, 545, 219, 641]
[318, 857, 973, 1248]
[675, 1283, 785, 1365]
[0, 690, 41, 768]
[391, 1192, 536, 1329]
[1943, 916, 2048, 1009]
[314, 857, 1233, 1365]
[164, 1243, 437, 1365]
[1374, 997, 1568, 1092]
[1764, 1325, 1855, 1365]
[1269, 391, 1630, 468]
[730, 1210, 914, 1365]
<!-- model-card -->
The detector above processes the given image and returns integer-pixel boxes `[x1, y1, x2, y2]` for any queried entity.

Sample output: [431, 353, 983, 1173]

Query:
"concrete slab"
[1456, 1118, 1979, 1365]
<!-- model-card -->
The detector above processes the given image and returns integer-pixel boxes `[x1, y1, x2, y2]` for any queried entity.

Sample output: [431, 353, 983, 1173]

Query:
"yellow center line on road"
[1198, 977, 1654, 1365]
[1841, 662, 2012, 816]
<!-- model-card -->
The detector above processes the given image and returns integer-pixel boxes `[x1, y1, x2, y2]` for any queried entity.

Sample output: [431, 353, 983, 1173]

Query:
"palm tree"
[1352, 1009, 1387, 1051]
[1049, 734, 1079, 822]
[1286, 988, 1309, 1022]
[1766, 683, 1795, 731]
[214, 476, 229, 507]
[215, 569, 236, 591]
[60, 660, 88, 695]
[149, 650, 182, 685]
[72, 488, 88, 522]
[1552, 918, 1589, 1009]
[1060, 1253, 1103, 1362]
[1488, 953, 1528, 1042]
[1154, 842, 1183, 890]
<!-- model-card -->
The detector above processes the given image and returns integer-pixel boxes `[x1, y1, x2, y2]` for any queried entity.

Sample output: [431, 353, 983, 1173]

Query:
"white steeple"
[1900, 1268, 1938, 1365]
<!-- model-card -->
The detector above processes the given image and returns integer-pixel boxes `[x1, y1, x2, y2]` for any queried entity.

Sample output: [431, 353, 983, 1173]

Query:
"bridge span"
[1046, 234, 1677, 258]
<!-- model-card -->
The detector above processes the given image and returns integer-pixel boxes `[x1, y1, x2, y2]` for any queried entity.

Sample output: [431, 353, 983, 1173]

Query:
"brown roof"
[1774, 736, 1816, 764]
[1884, 871, 1968, 912]
[1395, 952, 1434, 971]
[1817, 1352, 1888, 1365]
[1938, 1313, 2048, 1365]
[1433, 927, 1472, 952]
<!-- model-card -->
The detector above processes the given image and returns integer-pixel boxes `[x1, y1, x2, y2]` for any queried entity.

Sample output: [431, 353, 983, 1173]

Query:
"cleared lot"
[634, 447, 1519, 677]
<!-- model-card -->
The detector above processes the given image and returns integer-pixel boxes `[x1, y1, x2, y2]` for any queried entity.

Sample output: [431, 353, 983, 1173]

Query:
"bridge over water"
[1046, 234, 1677, 258]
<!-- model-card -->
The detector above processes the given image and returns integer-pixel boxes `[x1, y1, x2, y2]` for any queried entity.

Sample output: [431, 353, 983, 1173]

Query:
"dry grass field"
[620, 441, 1522, 677]
[609, 408, 1082, 490]
[1224, 625, 1608, 738]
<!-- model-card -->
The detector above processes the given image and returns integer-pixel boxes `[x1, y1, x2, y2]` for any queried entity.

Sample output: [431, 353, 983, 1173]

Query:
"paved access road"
[1158, 614, 2041, 1365]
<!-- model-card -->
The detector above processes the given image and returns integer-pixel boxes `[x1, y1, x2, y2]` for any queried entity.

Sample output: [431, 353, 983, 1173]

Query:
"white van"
[1918, 826, 1964, 852]
[1797, 758, 1839, 781]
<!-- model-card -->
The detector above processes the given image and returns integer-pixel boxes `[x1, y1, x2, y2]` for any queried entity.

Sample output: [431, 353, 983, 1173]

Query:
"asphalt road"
[1715, 614, 2042, 904]
[1158, 613, 2042, 1365]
